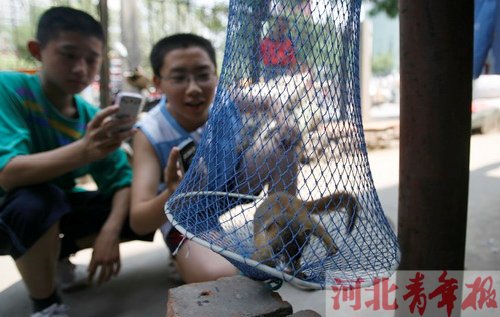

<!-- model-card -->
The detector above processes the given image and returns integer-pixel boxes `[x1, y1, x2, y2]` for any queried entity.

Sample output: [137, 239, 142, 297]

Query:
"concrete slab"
[166, 275, 293, 317]
[0, 234, 327, 317]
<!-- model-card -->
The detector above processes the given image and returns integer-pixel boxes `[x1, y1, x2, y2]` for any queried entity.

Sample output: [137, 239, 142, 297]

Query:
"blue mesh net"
[165, 0, 400, 289]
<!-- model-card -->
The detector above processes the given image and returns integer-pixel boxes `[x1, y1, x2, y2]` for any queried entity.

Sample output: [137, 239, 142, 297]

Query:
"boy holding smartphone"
[130, 33, 300, 284]
[0, 7, 152, 316]
[130, 34, 232, 283]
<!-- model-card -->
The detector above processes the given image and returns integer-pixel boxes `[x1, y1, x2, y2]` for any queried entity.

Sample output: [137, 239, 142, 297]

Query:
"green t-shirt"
[0, 71, 132, 198]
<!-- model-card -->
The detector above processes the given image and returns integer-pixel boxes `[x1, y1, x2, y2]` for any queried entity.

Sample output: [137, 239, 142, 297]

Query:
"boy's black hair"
[36, 6, 105, 48]
[150, 33, 217, 77]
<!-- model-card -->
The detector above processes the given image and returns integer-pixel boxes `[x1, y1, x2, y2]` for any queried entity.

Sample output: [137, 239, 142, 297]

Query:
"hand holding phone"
[113, 92, 144, 132]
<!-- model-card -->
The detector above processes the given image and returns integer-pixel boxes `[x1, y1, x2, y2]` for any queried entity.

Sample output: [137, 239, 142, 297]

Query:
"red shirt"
[260, 37, 297, 66]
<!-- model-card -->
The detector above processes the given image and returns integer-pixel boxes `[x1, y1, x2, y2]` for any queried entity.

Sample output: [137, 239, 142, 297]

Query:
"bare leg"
[15, 223, 60, 299]
[174, 240, 237, 283]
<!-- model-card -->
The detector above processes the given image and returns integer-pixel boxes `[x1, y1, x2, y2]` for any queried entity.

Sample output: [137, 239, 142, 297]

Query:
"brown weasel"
[252, 191, 358, 276]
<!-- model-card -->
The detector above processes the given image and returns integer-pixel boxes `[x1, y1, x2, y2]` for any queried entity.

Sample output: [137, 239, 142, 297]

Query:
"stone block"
[166, 275, 293, 317]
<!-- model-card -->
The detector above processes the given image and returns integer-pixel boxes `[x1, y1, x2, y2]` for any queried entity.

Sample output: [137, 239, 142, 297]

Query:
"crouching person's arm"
[87, 186, 129, 285]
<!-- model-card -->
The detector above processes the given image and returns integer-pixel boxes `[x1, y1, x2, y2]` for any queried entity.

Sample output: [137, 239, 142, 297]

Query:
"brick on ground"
[166, 275, 293, 317]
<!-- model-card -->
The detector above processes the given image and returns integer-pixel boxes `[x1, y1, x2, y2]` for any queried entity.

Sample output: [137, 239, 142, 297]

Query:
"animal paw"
[329, 243, 339, 255]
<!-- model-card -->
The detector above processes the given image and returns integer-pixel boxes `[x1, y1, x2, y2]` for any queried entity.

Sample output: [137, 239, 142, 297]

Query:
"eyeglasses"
[161, 72, 216, 88]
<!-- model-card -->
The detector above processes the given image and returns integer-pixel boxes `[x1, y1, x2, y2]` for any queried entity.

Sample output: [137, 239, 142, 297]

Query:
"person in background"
[0, 7, 152, 316]
[259, 16, 298, 80]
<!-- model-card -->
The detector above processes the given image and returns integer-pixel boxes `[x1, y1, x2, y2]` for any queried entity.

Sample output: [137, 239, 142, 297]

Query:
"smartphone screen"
[178, 138, 196, 173]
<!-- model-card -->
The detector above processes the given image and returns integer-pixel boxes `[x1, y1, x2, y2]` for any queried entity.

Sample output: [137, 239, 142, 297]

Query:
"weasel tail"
[303, 191, 358, 233]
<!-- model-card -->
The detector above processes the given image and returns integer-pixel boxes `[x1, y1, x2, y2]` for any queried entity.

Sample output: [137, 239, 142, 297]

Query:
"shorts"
[165, 227, 186, 256]
[0, 183, 154, 259]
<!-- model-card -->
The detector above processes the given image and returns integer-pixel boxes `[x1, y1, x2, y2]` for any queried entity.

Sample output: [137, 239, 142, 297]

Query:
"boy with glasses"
[130, 33, 300, 283]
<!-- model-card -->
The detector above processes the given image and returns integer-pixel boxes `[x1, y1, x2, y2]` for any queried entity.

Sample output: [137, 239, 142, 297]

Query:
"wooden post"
[98, 0, 110, 108]
[397, 2, 473, 314]
[398, 0, 473, 270]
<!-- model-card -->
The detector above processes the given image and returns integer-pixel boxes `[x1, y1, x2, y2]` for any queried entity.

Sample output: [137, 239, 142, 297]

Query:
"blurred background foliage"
[0, 0, 398, 87]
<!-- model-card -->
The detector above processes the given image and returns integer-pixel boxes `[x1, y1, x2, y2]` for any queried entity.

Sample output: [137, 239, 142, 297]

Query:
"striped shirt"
[0, 71, 132, 198]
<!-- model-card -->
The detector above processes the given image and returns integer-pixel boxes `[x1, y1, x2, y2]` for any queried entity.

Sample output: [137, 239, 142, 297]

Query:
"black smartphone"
[177, 138, 196, 173]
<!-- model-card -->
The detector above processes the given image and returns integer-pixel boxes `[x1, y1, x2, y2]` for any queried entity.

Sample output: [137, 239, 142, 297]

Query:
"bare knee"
[174, 241, 238, 284]
[180, 263, 237, 284]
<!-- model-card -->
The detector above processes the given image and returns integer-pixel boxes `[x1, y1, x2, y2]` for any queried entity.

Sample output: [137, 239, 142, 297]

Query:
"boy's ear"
[152, 75, 164, 92]
[27, 40, 42, 61]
